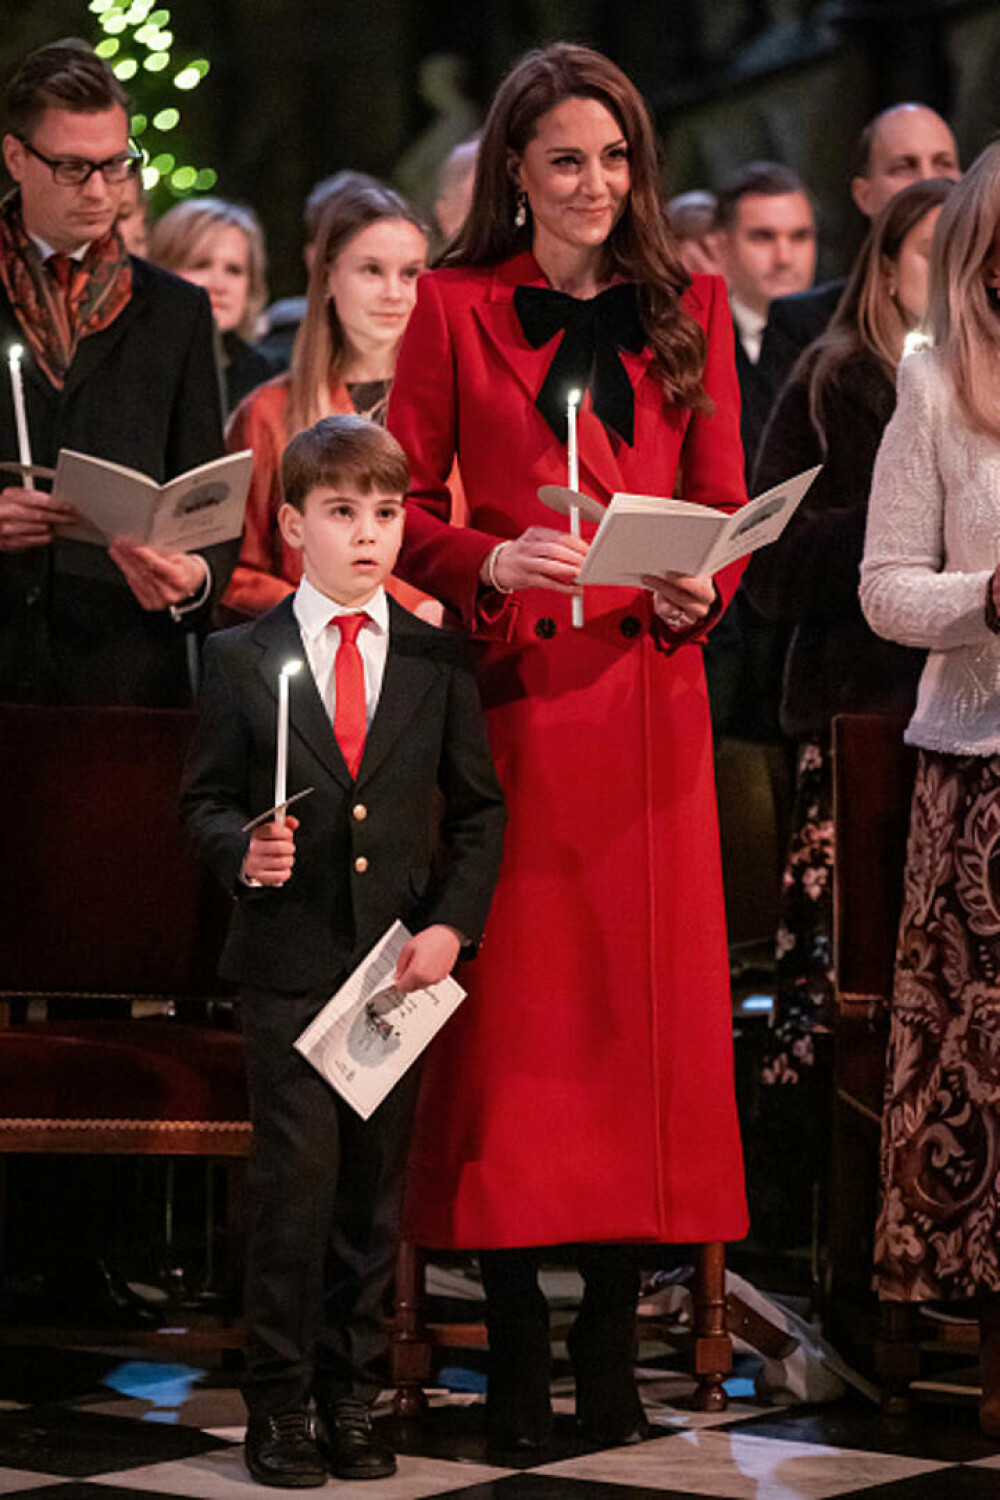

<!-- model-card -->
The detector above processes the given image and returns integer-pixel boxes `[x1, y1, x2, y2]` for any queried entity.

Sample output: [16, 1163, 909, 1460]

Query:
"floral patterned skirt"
[874, 749, 1000, 1302]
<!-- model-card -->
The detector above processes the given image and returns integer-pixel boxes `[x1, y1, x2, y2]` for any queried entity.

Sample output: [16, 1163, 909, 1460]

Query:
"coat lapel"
[251, 596, 352, 791]
[356, 599, 441, 787]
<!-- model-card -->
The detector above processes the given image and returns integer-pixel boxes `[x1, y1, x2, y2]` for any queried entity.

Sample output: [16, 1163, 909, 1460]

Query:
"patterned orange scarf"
[0, 189, 132, 390]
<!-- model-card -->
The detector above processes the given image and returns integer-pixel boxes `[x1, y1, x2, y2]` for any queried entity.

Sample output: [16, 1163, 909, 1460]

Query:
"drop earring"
[514, 190, 527, 229]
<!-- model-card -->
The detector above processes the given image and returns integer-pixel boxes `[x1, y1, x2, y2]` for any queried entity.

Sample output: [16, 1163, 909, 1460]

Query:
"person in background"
[222, 177, 432, 621]
[149, 197, 280, 411]
[743, 176, 953, 1247]
[665, 188, 721, 277]
[388, 41, 748, 1449]
[860, 141, 1000, 1441]
[702, 162, 815, 759]
[433, 136, 478, 246]
[114, 165, 149, 255]
[0, 38, 229, 706]
[710, 160, 816, 470]
[259, 170, 384, 368]
[759, 103, 960, 401]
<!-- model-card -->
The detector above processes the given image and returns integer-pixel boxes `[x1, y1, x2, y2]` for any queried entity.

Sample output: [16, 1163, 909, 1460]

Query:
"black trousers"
[240, 987, 420, 1419]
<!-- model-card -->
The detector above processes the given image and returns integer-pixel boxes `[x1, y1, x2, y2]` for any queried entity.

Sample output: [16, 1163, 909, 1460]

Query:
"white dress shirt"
[730, 295, 767, 365]
[293, 574, 390, 728]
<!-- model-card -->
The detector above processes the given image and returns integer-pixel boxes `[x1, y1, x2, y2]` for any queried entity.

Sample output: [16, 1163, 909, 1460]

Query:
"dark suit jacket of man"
[180, 594, 507, 994]
[755, 278, 847, 412]
[0, 257, 234, 706]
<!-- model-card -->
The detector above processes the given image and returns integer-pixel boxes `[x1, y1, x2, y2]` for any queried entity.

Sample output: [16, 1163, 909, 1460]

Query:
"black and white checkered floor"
[0, 1338, 998, 1500]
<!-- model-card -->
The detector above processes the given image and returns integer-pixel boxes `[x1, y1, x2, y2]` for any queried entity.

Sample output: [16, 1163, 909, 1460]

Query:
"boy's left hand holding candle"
[242, 815, 299, 887]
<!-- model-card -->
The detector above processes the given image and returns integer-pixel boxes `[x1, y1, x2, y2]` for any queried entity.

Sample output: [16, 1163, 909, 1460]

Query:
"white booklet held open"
[52, 448, 253, 553]
[576, 465, 821, 587]
[294, 921, 465, 1121]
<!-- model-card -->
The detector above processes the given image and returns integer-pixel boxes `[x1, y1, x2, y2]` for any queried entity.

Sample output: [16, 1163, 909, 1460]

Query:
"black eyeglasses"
[17, 136, 142, 187]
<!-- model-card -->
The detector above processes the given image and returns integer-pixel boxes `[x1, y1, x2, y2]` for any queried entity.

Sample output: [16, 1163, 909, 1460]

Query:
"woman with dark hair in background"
[744, 177, 953, 1247]
[149, 197, 277, 412]
[221, 178, 430, 619]
[861, 143, 1000, 1438]
[388, 42, 748, 1447]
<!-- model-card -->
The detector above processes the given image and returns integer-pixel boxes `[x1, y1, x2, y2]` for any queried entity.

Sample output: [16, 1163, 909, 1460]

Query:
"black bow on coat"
[512, 281, 646, 446]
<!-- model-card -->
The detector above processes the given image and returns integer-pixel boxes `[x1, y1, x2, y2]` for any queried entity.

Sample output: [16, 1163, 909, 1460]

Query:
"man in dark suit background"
[709, 160, 816, 477]
[703, 162, 815, 747]
[757, 102, 960, 405]
[0, 38, 232, 705]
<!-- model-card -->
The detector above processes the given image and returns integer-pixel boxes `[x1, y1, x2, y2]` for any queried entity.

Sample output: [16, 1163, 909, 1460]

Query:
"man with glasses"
[0, 38, 232, 704]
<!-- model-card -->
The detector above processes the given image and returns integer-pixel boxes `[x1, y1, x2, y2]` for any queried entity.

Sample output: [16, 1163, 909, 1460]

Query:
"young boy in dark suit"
[181, 414, 505, 1489]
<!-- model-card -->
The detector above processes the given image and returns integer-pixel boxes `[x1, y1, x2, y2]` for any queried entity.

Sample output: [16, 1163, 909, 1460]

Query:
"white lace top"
[860, 345, 1000, 754]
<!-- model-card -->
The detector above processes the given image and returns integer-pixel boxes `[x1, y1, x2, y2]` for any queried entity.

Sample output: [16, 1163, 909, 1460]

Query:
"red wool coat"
[387, 251, 749, 1249]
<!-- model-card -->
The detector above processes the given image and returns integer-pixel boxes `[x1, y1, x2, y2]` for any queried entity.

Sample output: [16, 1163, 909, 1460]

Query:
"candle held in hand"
[567, 388, 583, 629]
[275, 659, 303, 824]
[8, 344, 32, 474]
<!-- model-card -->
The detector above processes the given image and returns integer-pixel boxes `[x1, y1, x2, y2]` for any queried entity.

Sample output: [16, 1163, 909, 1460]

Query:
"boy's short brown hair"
[281, 414, 410, 513]
[5, 38, 131, 137]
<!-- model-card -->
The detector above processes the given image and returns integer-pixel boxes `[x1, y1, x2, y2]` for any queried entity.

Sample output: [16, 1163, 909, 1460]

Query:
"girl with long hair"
[743, 177, 953, 1247]
[387, 42, 748, 1446]
[221, 178, 429, 619]
[861, 142, 1000, 1436]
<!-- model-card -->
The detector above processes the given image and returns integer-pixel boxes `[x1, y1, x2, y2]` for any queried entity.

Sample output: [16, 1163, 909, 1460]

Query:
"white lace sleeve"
[859, 350, 992, 651]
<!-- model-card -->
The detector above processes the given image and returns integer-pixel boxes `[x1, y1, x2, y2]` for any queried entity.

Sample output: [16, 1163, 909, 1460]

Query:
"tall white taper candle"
[567, 388, 583, 629]
[275, 660, 303, 825]
[8, 344, 32, 475]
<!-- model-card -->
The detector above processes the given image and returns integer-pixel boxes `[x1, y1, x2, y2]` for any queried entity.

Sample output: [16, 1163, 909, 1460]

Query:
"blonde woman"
[221, 178, 431, 619]
[861, 142, 1000, 1436]
[149, 197, 275, 411]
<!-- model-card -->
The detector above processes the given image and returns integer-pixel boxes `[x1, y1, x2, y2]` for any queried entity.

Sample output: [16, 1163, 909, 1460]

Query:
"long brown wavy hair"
[287, 178, 428, 436]
[926, 140, 1000, 443]
[805, 176, 953, 446]
[444, 42, 710, 414]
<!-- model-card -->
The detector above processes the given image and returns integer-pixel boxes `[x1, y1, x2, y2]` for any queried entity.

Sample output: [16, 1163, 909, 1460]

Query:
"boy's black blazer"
[180, 593, 506, 992]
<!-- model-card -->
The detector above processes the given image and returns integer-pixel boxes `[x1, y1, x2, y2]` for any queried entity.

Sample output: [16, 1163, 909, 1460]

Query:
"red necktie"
[332, 613, 368, 777]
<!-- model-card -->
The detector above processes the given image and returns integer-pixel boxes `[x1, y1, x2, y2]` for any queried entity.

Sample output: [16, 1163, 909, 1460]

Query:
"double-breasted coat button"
[620, 614, 642, 638]
[354, 856, 369, 874]
[535, 617, 556, 639]
[352, 803, 367, 821]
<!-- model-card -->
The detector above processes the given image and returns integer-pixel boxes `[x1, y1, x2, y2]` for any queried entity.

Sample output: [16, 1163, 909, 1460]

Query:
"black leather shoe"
[316, 1397, 397, 1479]
[245, 1411, 326, 1488]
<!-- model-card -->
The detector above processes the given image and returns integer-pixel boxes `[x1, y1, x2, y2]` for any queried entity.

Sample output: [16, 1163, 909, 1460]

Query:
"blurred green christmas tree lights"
[88, 0, 217, 205]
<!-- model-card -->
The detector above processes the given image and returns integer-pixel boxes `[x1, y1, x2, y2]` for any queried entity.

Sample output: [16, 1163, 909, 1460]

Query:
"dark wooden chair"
[829, 713, 971, 1410]
[0, 705, 251, 1326]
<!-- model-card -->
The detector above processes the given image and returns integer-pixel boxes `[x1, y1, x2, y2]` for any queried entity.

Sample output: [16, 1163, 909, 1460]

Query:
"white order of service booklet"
[51, 448, 253, 553]
[294, 921, 466, 1121]
[576, 464, 821, 587]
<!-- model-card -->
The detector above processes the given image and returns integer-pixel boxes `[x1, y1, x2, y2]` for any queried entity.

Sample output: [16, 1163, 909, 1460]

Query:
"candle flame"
[8, 343, 23, 365]
[281, 659, 303, 678]
[567, 388, 581, 408]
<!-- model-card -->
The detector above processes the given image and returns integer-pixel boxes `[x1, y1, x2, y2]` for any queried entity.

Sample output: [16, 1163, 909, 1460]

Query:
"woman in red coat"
[387, 42, 748, 1448]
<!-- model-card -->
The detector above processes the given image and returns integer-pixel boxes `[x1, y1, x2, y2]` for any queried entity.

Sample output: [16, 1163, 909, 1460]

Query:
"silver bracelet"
[486, 541, 514, 594]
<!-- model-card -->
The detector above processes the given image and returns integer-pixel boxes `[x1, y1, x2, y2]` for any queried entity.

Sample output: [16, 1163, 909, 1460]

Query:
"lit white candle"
[275, 660, 303, 824]
[567, 388, 583, 629]
[8, 344, 32, 475]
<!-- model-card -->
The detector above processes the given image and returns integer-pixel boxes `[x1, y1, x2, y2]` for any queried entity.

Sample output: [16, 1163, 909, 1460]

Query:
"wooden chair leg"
[878, 1300, 919, 1416]
[692, 1241, 731, 1411]
[391, 1239, 432, 1417]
